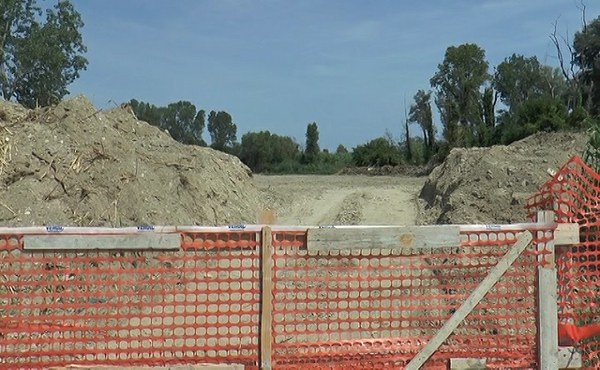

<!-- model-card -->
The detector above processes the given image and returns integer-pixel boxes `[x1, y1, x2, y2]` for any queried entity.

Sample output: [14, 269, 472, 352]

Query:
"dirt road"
[253, 175, 425, 226]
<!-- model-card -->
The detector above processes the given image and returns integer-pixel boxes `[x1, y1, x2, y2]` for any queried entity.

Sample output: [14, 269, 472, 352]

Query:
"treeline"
[129, 14, 600, 174]
[129, 99, 352, 174]
[403, 15, 600, 164]
[1, 1, 598, 175]
[0, 0, 600, 173]
[129, 94, 429, 173]
[129, 100, 238, 151]
[405, 45, 591, 163]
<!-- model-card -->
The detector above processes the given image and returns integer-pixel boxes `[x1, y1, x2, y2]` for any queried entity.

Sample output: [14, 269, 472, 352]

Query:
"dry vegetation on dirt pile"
[417, 131, 588, 225]
[0, 96, 261, 227]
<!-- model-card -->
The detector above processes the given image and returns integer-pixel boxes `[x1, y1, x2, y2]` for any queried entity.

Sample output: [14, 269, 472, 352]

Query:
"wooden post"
[537, 210, 559, 370]
[405, 231, 533, 370]
[260, 227, 273, 370]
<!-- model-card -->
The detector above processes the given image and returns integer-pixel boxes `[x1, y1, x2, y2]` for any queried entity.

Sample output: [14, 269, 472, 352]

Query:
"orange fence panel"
[527, 155, 600, 369]
[0, 231, 261, 369]
[0, 221, 557, 369]
[269, 225, 552, 369]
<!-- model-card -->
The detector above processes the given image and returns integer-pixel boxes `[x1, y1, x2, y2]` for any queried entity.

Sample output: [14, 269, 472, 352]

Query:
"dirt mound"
[0, 96, 261, 227]
[417, 132, 588, 225]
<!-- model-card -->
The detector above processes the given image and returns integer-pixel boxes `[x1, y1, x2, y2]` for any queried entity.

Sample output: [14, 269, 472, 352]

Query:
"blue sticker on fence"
[228, 224, 246, 230]
[45, 225, 64, 233]
[137, 224, 155, 231]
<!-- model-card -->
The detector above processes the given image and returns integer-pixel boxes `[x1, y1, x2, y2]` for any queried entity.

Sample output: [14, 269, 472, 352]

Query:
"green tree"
[162, 102, 206, 146]
[500, 96, 568, 144]
[408, 89, 436, 157]
[1, 0, 38, 99]
[405, 136, 427, 164]
[129, 99, 206, 146]
[335, 144, 348, 154]
[477, 86, 497, 146]
[238, 131, 300, 173]
[1, 0, 87, 108]
[403, 117, 412, 161]
[494, 54, 566, 113]
[493, 54, 578, 142]
[430, 43, 490, 148]
[304, 122, 320, 163]
[583, 118, 600, 172]
[238, 131, 271, 172]
[352, 137, 402, 167]
[435, 94, 460, 148]
[207, 110, 237, 151]
[573, 16, 600, 116]
[130, 99, 162, 126]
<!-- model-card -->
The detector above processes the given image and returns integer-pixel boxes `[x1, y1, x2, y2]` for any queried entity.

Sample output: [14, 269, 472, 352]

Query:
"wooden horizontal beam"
[0, 226, 178, 235]
[23, 233, 181, 251]
[307, 225, 460, 251]
[449, 358, 487, 370]
[48, 365, 244, 370]
[559, 346, 583, 369]
[554, 223, 580, 246]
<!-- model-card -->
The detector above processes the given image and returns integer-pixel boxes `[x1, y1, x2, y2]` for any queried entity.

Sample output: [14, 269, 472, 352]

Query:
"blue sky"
[68, 0, 600, 150]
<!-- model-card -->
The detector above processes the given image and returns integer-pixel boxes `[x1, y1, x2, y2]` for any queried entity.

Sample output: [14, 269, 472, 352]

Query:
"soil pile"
[0, 96, 261, 227]
[417, 132, 588, 225]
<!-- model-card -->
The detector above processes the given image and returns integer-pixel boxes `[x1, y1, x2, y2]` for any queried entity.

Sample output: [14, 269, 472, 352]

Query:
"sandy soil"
[0, 96, 261, 227]
[253, 175, 426, 226]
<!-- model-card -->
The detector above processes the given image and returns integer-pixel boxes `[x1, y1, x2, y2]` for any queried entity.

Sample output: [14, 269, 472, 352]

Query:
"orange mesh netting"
[527, 155, 600, 368]
[1, 223, 555, 369]
[269, 226, 553, 369]
[0, 230, 261, 369]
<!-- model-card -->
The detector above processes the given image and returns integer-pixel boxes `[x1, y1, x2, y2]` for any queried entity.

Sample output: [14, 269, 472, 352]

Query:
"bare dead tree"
[403, 94, 412, 161]
[550, 19, 577, 81]
[549, 2, 591, 111]
[550, 20, 579, 110]
[574, 0, 596, 113]
[576, 0, 587, 32]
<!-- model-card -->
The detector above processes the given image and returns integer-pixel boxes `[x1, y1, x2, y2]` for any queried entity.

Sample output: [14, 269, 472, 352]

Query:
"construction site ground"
[0, 96, 589, 228]
[0, 96, 596, 368]
[253, 175, 425, 226]
[253, 132, 587, 227]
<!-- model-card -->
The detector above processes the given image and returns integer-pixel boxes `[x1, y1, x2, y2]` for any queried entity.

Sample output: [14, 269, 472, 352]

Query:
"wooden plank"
[405, 231, 533, 370]
[0, 226, 178, 235]
[537, 210, 556, 266]
[459, 222, 555, 232]
[260, 226, 273, 370]
[23, 233, 180, 251]
[48, 365, 244, 370]
[554, 223, 580, 246]
[307, 225, 460, 251]
[449, 358, 487, 370]
[537, 211, 559, 370]
[538, 267, 559, 369]
[558, 346, 583, 369]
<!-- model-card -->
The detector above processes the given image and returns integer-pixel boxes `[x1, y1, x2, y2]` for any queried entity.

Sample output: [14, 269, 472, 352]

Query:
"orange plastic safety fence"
[0, 231, 260, 369]
[269, 226, 553, 369]
[527, 155, 600, 369]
